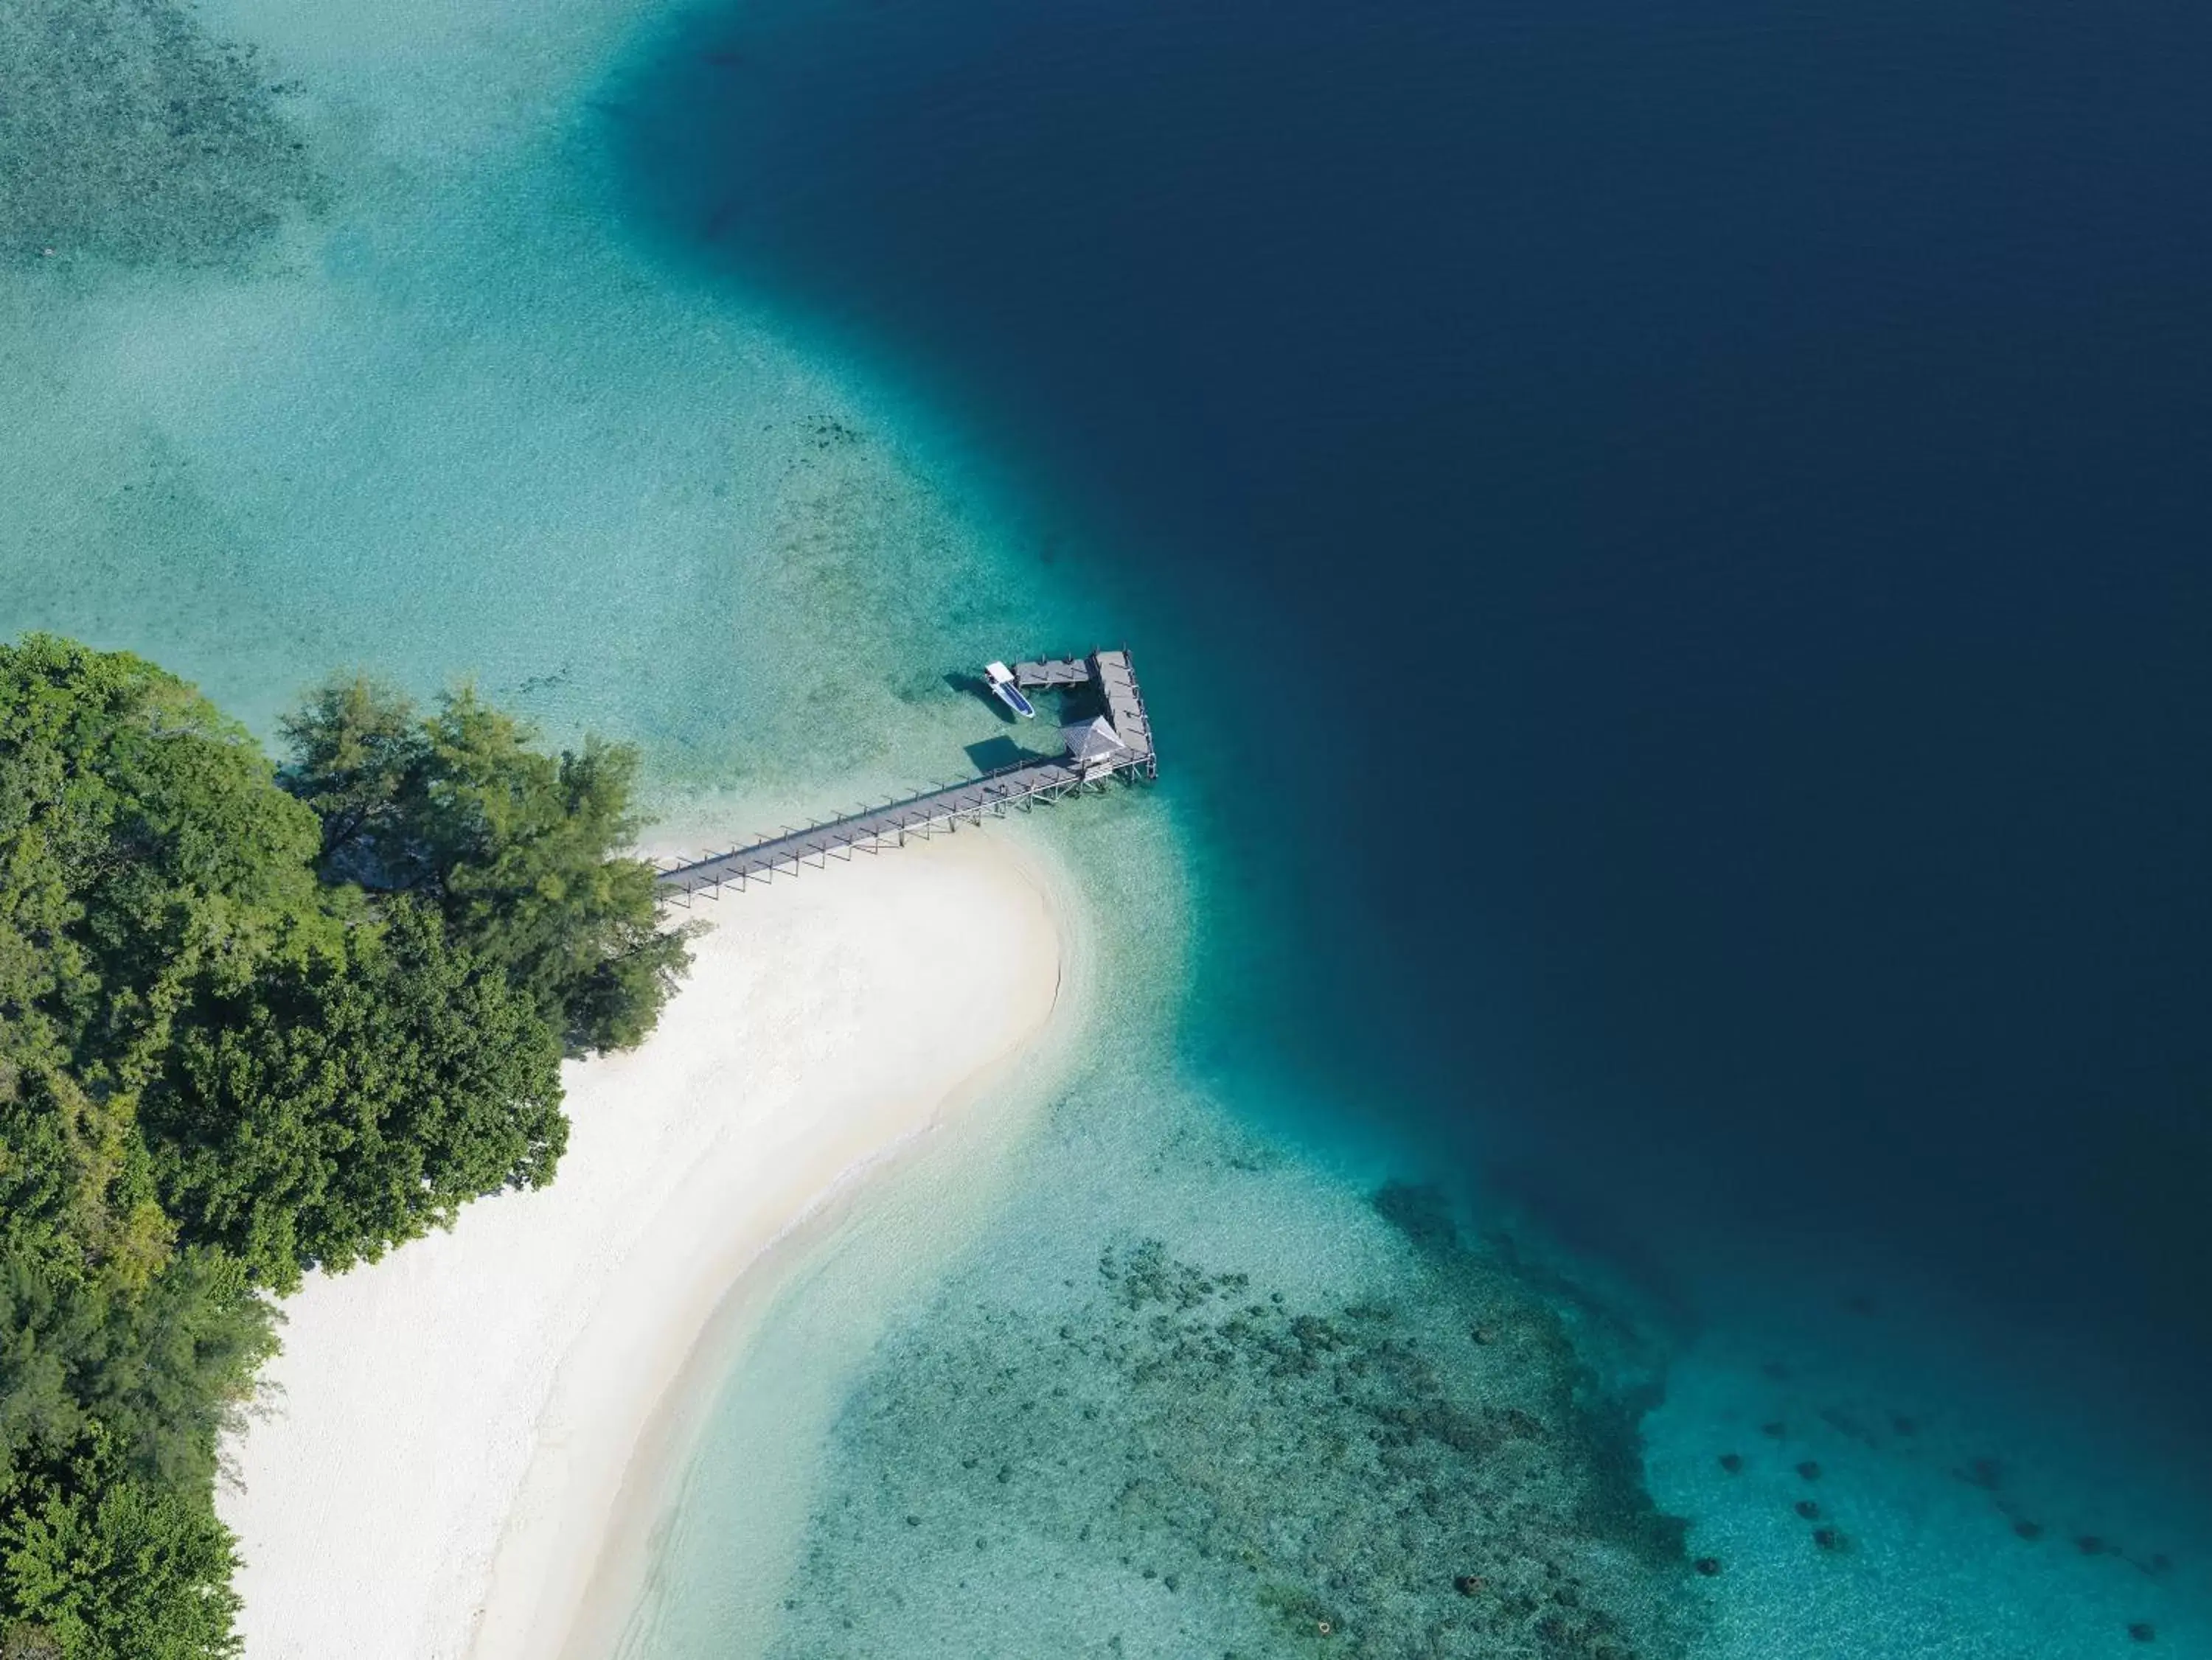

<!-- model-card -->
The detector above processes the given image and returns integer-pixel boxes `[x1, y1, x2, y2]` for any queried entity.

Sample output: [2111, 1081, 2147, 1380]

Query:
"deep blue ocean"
[4, 0, 2203, 1649]
[611, 0, 2212, 1454]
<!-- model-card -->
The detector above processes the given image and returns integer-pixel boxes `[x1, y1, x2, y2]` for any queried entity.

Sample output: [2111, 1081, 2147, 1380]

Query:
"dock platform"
[654, 647, 1156, 901]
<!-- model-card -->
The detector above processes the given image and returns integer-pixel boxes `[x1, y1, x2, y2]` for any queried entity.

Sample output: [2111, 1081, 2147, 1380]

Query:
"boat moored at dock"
[984, 660, 1037, 718]
[655, 646, 1156, 900]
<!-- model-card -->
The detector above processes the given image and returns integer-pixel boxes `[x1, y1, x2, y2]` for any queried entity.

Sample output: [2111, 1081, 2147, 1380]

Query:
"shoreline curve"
[218, 830, 1079, 1660]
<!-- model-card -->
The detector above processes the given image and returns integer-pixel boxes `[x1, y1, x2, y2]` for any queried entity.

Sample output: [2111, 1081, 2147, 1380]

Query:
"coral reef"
[765, 1184, 1697, 1659]
[0, 0, 319, 265]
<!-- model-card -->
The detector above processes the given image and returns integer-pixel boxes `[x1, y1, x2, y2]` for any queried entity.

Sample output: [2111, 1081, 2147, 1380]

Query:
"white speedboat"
[984, 660, 1037, 718]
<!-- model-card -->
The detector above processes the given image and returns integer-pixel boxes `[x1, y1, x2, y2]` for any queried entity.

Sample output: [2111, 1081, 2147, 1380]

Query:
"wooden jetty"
[653, 647, 1156, 902]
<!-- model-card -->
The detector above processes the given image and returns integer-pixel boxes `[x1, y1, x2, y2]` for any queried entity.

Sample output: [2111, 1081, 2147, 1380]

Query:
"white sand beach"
[217, 832, 1074, 1660]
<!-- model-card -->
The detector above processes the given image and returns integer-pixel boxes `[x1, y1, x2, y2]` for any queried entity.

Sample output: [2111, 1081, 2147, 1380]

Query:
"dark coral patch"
[1795, 1501, 1820, 1520]
[1693, 1557, 1722, 1577]
[2, 0, 321, 267]
[1718, 1453, 1742, 1474]
[1759, 1420, 1787, 1439]
[2129, 1622, 2156, 1643]
[1795, 1461, 1822, 1482]
[763, 1224, 1697, 1660]
[2013, 1521, 2044, 1541]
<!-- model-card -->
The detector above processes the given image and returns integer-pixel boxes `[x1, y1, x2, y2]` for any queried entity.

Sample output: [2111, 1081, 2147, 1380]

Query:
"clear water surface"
[1, 0, 2207, 1654]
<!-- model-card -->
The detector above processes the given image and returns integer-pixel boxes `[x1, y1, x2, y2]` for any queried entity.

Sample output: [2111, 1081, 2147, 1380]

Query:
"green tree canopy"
[0, 636, 691, 1656]
[0, 636, 333, 1098]
[145, 901, 565, 1292]
[281, 677, 695, 1053]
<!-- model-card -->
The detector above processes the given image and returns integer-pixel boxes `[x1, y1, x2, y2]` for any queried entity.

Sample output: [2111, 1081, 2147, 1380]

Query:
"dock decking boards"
[1011, 657, 1090, 688]
[654, 647, 1156, 900]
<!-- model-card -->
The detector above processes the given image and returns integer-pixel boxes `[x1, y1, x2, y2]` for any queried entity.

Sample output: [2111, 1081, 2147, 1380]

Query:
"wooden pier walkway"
[654, 648, 1156, 901]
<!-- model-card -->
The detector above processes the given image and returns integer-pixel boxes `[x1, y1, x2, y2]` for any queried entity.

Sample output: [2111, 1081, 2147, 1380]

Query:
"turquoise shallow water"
[4, 1, 2207, 1657]
[1, 0, 1115, 818]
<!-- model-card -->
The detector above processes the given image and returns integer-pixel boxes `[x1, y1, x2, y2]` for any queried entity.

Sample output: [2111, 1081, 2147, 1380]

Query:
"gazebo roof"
[1062, 715, 1129, 764]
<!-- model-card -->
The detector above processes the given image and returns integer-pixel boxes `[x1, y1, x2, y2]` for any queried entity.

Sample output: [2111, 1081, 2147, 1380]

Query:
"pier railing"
[653, 646, 1155, 902]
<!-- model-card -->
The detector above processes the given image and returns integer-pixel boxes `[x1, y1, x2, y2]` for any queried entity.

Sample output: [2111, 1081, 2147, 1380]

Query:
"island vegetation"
[0, 636, 692, 1659]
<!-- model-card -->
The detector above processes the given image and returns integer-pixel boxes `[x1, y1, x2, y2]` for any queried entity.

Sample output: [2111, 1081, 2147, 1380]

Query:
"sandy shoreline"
[218, 831, 1076, 1660]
